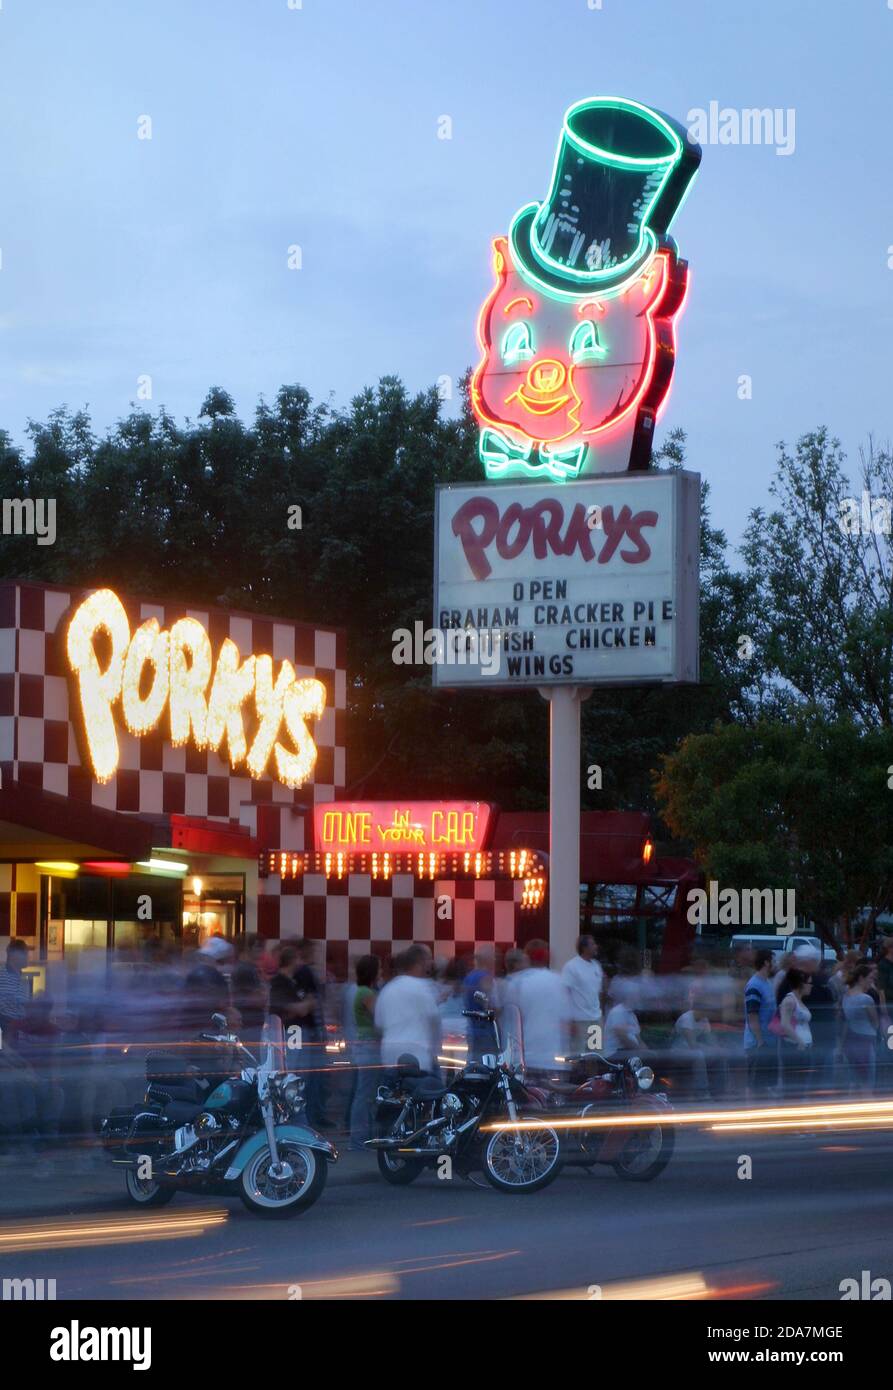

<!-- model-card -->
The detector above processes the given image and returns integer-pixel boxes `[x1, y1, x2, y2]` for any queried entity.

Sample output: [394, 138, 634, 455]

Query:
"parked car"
[729, 932, 836, 964]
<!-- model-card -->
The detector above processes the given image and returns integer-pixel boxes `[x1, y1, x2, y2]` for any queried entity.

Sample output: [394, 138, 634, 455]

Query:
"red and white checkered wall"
[258, 866, 527, 974]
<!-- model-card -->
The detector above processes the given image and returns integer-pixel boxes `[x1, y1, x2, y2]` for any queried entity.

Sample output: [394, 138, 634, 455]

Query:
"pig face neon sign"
[470, 96, 700, 482]
[66, 589, 326, 788]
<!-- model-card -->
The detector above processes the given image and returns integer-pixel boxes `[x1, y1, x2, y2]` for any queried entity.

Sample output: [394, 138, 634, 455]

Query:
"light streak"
[482, 1098, 893, 1133]
[0, 1208, 228, 1254]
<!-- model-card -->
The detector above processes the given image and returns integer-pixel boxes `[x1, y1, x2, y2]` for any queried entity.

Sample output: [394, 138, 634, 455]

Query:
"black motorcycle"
[366, 995, 561, 1194]
[101, 1013, 337, 1216]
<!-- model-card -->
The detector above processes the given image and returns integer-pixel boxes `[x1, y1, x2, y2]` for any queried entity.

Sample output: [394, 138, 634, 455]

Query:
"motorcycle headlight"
[635, 1065, 654, 1091]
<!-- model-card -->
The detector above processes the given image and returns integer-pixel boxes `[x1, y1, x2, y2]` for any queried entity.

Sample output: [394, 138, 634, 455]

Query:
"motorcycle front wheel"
[239, 1141, 327, 1216]
[124, 1167, 176, 1207]
[482, 1125, 561, 1194]
[610, 1122, 675, 1181]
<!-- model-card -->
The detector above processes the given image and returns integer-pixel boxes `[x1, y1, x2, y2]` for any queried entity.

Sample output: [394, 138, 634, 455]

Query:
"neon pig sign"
[66, 589, 326, 788]
[470, 97, 700, 482]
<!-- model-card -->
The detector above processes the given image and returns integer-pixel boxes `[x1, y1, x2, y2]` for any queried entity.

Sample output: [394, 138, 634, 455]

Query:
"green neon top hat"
[510, 95, 701, 299]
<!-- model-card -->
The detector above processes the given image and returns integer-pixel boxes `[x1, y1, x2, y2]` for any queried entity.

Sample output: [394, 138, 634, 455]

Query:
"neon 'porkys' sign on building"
[66, 588, 326, 789]
[471, 96, 700, 483]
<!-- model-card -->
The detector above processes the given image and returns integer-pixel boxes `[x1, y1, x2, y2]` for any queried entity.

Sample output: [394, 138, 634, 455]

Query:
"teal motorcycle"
[101, 1013, 336, 1216]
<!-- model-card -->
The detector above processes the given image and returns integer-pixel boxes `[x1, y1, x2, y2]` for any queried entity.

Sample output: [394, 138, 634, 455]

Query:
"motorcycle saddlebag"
[100, 1103, 166, 1156]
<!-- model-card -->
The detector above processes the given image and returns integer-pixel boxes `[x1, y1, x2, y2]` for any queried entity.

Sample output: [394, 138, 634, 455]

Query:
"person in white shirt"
[512, 940, 570, 1073]
[672, 997, 713, 1098]
[673, 1005, 711, 1049]
[497, 949, 529, 1067]
[561, 934, 604, 1055]
[603, 999, 643, 1056]
[374, 945, 442, 1074]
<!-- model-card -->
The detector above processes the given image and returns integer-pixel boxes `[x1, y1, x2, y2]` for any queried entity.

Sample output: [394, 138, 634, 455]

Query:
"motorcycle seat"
[540, 1080, 584, 1097]
[160, 1099, 203, 1126]
[407, 1076, 450, 1100]
[147, 1078, 205, 1105]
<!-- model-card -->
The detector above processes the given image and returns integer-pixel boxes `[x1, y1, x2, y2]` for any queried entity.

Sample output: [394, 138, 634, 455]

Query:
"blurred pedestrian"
[437, 956, 470, 1059]
[876, 937, 893, 1009]
[743, 949, 777, 1099]
[269, 944, 325, 1124]
[604, 978, 644, 1057]
[829, 950, 859, 1008]
[293, 939, 331, 1128]
[672, 993, 713, 1099]
[341, 960, 360, 1124]
[245, 934, 279, 980]
[182, 935, 235, 1036]
[348, 955, 381, 1150]
[375, 946, 442, 1074]
[231, 955, 268, 1053]
[510, 940, 570, 1075]
[0, 938, 30, 1044]
[777, 969, 813, 1098]
[501, 948, 529, 1002]
[269, 945, 315, 1030]
[561, 934, 604, 1057]
[463, 948, 496, 1061]
[842, 964, 879, 1093]
[498, 949, 529, 1066]
[789, 946, 836, 1092]
[17, 995, 64, 1146]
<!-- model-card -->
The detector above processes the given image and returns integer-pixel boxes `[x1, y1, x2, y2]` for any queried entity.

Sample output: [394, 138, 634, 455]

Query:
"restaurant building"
[0, 580, 697, 981]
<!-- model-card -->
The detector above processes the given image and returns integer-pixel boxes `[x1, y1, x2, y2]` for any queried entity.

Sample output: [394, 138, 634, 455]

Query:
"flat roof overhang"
[0, 782, 259, 863]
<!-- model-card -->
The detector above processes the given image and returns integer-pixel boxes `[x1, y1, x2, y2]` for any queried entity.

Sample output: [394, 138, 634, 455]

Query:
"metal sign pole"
[540, 685, 587, 969]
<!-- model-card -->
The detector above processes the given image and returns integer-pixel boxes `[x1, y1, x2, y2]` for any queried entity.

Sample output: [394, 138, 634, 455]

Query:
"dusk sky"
[1, 0, 890, 544]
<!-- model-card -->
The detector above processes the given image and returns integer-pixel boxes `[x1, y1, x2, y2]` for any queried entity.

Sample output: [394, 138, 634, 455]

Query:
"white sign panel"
[433, 471, 699, 689]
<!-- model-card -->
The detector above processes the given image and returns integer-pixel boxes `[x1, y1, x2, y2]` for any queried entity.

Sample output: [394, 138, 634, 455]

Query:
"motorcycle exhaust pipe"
[368, 1116, 448, 1149]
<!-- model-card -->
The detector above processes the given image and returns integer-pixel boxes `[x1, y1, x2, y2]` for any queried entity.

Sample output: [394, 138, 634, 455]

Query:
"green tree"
[655, 719, 893, 945]
[580, 429, 755, 816]
[739, 427, 893, 728]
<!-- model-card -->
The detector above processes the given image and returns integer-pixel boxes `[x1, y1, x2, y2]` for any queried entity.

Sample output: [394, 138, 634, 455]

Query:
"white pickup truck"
[729, 932, 837, 964]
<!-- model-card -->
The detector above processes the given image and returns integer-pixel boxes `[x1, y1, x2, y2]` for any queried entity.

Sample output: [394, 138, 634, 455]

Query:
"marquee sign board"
[314, 800, 494, 855]
[433, 471, 699, 689]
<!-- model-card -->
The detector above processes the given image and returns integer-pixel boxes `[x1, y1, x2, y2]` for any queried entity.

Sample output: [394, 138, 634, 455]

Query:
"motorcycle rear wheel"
[611, 1123, 675, 1181]
[239, 1141, 327, 1216]
[124, 1168, 176, 1207]
[482, 1126, 561, 1194]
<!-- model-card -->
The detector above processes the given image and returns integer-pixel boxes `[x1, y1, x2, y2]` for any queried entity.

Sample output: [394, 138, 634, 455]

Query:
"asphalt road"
[2, 1124, 891, 1301]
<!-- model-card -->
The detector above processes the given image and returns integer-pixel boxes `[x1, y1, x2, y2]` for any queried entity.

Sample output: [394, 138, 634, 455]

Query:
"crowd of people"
[1, 929, 892, 1164]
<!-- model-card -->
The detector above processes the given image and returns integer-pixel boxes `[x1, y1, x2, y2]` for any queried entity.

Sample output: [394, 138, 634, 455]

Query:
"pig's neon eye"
[570, 320, 607, 362]
[502, 321, 534, 365]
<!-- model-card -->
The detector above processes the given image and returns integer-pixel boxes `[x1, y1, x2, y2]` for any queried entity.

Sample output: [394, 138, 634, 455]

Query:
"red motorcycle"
[526, 1052, 675, 1182]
